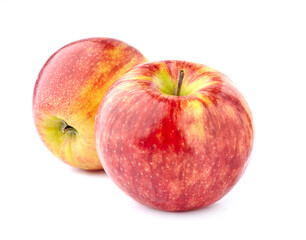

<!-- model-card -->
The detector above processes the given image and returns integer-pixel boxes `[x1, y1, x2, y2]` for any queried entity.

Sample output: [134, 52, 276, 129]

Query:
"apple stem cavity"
[61, 120, 77, 135]
[175, 69, 185, 96]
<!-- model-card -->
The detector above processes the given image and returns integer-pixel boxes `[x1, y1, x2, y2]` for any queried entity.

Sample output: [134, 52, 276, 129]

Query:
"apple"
[95, 60, 254, 211]
[33, 37, 147, 170]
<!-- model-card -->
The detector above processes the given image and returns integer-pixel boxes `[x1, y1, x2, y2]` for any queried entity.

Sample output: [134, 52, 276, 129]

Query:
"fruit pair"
[33, 38, 254, 211]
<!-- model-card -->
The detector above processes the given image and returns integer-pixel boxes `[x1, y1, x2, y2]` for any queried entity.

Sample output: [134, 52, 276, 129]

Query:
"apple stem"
[61, 120, 77, 135]
[175, 70, 185, 96]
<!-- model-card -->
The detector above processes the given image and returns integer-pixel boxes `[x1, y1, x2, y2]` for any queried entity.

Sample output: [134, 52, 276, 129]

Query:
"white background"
[1, 0, 305, 239]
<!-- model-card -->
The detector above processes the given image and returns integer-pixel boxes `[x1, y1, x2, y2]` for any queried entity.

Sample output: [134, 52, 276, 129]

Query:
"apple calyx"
[175, 69, 185, 96]
[60, 120, 77, 136]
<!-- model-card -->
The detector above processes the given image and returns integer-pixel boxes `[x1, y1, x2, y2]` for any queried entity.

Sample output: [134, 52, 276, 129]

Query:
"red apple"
[33, 38, 147, 170]
[95, 60, 254, 211]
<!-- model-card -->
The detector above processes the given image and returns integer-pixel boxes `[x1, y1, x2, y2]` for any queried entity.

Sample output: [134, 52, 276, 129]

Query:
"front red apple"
[95, 60, 254, 211]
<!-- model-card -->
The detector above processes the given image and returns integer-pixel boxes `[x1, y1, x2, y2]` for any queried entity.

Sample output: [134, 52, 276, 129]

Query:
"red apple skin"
[95, 60, 254, 211]
[33, 38, 147, 170]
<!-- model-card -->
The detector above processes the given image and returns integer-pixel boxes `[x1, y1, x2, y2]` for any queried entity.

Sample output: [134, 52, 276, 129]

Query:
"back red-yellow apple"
[33, 38, 147, 170]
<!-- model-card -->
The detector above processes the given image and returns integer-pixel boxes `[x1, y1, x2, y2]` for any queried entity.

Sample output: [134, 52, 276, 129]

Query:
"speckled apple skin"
[33, 38, 147, 170]
[95, 61, 254, 211]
